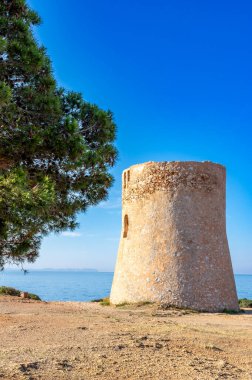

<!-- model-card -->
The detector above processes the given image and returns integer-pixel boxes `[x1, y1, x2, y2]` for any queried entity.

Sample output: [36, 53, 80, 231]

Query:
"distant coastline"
[4, 268, 99, 272]
[3, 269, 251, 275]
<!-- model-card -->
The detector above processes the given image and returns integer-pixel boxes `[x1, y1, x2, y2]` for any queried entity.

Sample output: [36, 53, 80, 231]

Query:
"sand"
[0, 296, 251, 379]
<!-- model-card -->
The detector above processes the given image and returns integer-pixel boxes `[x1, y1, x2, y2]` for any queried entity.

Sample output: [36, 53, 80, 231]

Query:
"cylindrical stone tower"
[110, 161, 239, 312]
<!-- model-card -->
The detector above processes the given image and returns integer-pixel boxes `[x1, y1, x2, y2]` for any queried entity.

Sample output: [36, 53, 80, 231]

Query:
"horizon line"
[2, 268, 252, 275]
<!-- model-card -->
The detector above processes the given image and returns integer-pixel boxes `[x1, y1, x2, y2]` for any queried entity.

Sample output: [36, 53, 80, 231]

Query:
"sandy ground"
[0, 296, 252, 380]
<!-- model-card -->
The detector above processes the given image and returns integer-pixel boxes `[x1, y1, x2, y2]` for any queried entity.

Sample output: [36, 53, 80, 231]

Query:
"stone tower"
[110, 161, 239, 312]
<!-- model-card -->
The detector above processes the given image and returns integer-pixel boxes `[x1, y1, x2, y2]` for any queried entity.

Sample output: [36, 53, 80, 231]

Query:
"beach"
[0, 296, 251, 379]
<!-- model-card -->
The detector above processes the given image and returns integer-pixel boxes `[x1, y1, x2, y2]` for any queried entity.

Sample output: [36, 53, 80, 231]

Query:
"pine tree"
[0, 0, 117, 268]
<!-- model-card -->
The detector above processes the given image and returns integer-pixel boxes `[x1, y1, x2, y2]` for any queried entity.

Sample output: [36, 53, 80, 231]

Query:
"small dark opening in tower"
[124, 172, 126, 188]
[123, 214, 129, 238]
[127, 170, 130, 182]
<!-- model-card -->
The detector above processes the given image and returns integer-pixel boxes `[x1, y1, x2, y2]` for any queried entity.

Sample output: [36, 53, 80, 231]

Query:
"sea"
[0, 271, 251, 302]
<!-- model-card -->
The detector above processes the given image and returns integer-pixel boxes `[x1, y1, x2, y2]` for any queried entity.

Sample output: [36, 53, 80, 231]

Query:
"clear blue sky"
[25, 0, 251, 273]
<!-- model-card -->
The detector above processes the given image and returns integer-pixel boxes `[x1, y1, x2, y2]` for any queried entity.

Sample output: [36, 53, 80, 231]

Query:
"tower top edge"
[122, 161, 225, 173]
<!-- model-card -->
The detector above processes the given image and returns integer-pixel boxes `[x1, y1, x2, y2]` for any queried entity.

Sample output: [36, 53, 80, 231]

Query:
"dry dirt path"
[0, 296, 252, 379]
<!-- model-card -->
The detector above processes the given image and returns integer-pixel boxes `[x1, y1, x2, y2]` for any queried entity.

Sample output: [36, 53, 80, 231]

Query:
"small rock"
[216, 359, 226, 368]
[205, 343, 222, 351]
[136, 342, 145, 348]
[20, 292, 29, 299]
[139, 336, 148, 340]
[114, 344, 125, 351]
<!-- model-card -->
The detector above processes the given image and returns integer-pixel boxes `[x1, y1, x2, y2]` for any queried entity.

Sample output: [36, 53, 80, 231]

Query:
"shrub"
[239, 298, 252, 308]
[0, 286, 20, 296]
[27, 293, 41, 301]
[0, 286, 40, 300]
[100, 297, 110, 306]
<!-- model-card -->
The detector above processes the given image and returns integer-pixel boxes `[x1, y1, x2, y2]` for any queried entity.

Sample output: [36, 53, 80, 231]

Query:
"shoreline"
[0, 296, 252, 379]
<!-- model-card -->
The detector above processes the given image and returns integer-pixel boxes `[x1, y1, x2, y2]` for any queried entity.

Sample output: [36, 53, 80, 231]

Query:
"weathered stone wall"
[110, 161, 239, 312]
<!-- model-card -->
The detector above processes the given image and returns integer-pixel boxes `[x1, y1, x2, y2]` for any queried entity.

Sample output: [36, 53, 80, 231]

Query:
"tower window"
[123, 214, 129, 238]
[127, 170, 130, 182]
[124, 172, 126, 188]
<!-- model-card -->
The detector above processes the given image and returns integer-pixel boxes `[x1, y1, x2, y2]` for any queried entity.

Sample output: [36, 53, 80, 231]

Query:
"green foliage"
[27, 292, 41, 301]
[0, 0, 117, 267]
[0, 286, 20, 296]
[0, 82, 12, 107]
[0, 286, 41, 300]
[222, 308, 239, 314]
[91, 298, 103, 302]
[91, 297, 110, 306]
[239, 298, 252, 308]
[99, 297, 110, 306]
